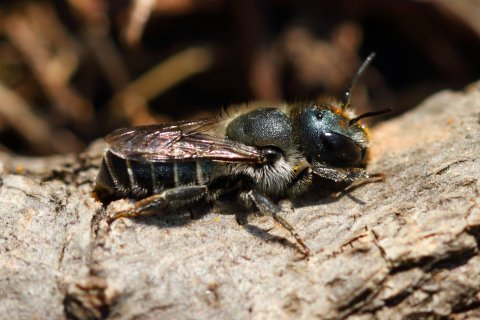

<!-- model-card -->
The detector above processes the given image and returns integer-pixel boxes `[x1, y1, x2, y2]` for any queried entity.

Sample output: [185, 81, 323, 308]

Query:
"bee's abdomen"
[95, 151, 213, 199]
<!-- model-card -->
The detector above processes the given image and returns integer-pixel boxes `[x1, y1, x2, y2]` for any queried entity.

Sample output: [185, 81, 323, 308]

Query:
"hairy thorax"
[218, 104, 305, 197]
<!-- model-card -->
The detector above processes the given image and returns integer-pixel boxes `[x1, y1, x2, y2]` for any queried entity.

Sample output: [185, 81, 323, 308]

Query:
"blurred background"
[0, 0, 479, 156]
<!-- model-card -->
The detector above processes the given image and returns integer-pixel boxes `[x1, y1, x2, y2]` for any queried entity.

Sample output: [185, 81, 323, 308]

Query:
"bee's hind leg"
[107, 185, 208, 223]
[243, 190, 310, 257]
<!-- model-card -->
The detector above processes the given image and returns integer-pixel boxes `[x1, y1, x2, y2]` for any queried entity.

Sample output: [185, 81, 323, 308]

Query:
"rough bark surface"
[1, 83, 480, 320]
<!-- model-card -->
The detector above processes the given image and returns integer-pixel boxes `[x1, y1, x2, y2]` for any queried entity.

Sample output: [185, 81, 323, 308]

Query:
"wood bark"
[1, 83, 480, 319]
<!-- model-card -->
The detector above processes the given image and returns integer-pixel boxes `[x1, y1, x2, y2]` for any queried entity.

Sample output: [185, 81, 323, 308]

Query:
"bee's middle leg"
[242, 190, 310, 257]
[107, 185, 208, 222]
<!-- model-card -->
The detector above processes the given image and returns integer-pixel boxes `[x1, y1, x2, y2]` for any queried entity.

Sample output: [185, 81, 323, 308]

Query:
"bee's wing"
[105, 119, 265, 163]
[106, 119, 213, 150]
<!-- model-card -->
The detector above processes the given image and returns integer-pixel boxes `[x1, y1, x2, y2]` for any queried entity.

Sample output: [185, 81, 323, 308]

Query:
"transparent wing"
[106, 119, 266, 163]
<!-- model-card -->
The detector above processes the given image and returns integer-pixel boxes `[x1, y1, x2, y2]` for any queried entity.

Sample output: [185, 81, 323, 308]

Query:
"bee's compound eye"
[320, 132, 362, 164]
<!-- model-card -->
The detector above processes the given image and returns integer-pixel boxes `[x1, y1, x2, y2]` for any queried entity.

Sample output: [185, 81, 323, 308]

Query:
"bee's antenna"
[349, 108, 392, 126]
[342, 52, 376, 110]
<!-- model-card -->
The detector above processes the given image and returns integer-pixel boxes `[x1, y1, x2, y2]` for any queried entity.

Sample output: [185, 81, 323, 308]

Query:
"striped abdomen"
[96, 150, 214, 199]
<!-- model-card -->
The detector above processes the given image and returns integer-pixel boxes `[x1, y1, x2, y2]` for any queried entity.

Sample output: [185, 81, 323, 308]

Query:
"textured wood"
[1, 83, 479, 319]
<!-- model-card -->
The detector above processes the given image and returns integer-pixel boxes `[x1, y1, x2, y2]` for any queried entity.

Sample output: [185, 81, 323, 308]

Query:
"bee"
[95, 53, 390, 256]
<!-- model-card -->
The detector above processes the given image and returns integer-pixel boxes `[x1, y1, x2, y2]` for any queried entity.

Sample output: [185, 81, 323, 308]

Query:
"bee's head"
[294, 104, 372, 167]
[293, 53, 391, 167]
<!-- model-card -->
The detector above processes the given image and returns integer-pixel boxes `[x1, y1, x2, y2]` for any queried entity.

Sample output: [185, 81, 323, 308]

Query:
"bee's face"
[294, 104, 369, 167]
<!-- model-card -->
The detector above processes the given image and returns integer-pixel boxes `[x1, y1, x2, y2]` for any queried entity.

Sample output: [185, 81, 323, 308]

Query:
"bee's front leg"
[107, 185, 208, 223]
[311, 162, 382, 183]
[241, 190, 310, 257]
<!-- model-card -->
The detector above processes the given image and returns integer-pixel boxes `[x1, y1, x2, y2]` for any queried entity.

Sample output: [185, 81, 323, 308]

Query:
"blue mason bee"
[95, 53, 390, 256]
